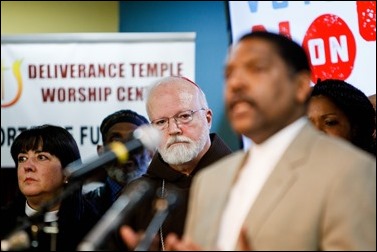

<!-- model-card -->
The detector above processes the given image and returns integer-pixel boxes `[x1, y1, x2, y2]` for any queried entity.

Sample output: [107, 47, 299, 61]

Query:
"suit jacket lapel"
[241, 123, 317, 240]
[202, 151, 251, 247]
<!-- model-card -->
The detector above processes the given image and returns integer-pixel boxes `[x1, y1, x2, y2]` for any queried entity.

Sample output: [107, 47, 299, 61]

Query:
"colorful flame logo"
[1, 59, 23, 108]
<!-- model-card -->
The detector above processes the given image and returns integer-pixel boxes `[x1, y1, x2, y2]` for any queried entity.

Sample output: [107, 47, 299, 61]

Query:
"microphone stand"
[134, 198, 169, 251]
[1, 179, 83, 251]
[77, 180, 152, 251]
[134, 189, 178, 251]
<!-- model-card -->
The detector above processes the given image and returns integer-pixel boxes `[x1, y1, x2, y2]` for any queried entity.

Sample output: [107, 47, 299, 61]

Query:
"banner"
[229, 1, 376, 96]
[1, 33, 196, 167]
[228, 1, 376, 151]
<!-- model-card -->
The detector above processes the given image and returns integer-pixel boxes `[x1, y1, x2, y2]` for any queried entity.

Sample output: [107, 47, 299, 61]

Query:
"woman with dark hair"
[1, 124, 97, 251]
[308, 79, 376, 155]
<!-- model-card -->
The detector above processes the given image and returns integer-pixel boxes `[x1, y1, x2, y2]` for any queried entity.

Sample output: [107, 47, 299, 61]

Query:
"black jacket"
[123, 133, 232, 249]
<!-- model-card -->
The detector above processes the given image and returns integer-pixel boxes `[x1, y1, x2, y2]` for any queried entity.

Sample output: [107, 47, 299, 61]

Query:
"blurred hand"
[120, 226, 140, 250]
[164, 228, 251, 251]
[165, 233, 202, 251]
[237, 227, 252, 251]
[120, 225, 160, 250]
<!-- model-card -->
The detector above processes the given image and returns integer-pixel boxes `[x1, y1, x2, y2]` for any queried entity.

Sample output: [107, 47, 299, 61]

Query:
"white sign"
[229, 1, 376, 96]
[1, 33, 196, 167]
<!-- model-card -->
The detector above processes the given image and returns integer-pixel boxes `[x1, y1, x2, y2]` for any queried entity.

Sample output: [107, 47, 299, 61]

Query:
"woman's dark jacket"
[1, 185, 98, 251]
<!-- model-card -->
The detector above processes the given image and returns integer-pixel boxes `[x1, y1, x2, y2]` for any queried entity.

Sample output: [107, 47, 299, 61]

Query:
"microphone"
[134, 186, 180, 251]
[64, 125, 161, 181]
[77, 180, 154, 251]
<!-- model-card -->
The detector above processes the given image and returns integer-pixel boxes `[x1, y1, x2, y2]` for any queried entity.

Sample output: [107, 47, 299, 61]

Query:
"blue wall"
[119, 1, 240, 151]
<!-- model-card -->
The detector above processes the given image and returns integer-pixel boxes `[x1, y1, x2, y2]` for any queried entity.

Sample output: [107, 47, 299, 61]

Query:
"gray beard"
[106, 167, 139, 185]
[160, 143, 199, 165]
[158, 129, 209, 167]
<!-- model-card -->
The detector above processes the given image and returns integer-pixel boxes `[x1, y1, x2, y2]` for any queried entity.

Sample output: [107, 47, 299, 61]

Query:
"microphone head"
[1, 230, 30, 251]
[133, 125, 161, 151]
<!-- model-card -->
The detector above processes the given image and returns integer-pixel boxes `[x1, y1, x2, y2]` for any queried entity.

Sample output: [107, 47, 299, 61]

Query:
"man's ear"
[295, 71, 312, 103]
[205, 108, 213, 129]
[97, 145, 105, 155]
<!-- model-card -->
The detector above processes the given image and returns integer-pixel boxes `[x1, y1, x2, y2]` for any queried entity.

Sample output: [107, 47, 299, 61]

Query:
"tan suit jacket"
[184, 122, 376, 250]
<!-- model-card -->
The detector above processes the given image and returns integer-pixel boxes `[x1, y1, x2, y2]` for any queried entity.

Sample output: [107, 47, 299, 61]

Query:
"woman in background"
[308, 79, 375, 156]
[1, 124, 97, 251]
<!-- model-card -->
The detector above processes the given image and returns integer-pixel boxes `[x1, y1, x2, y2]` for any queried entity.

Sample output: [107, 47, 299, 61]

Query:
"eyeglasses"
[151, 108, 206, 130]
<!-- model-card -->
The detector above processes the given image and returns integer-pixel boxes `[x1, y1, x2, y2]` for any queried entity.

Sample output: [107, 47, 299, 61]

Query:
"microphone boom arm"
[134, 198, 169, 251]
[77, 180, 152, 251]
